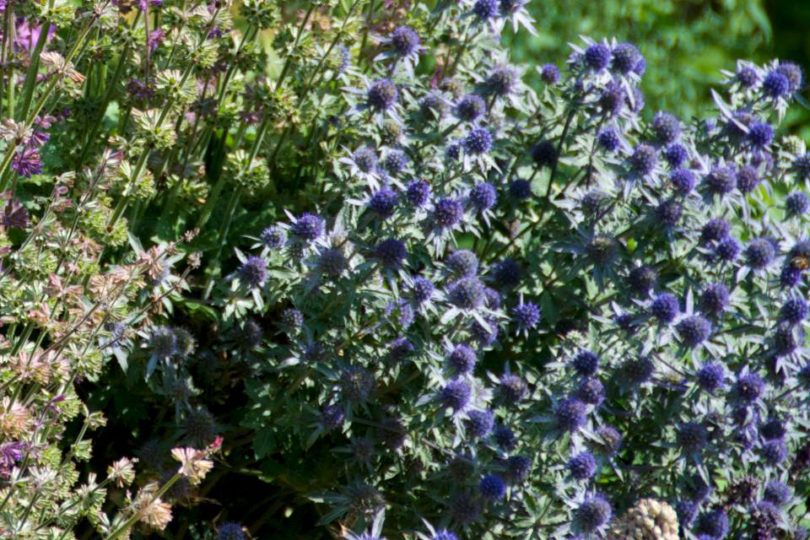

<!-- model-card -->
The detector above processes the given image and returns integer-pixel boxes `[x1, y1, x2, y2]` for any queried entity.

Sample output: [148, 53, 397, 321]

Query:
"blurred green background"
[512, 0, 810, 137]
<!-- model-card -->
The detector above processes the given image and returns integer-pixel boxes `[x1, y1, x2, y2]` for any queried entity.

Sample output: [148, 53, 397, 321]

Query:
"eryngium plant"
[188, 3, 810, 539]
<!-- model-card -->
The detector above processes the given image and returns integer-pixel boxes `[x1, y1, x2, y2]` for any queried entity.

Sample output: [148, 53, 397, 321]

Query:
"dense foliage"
[0, 0, 809, 539]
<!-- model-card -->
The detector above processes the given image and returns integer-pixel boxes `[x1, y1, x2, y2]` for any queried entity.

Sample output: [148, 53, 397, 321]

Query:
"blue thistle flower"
[291, 213, 325, 242]
[695, 509, 729, 539]
[584, 43, 612, 71]
[530, 139, 558, 168]
[599, 81, 626, 116]
[238, 256, 268, 288]
[340, 367, 376, 402]
[433, 198, 464, 228]
[485, 65, 518, 96]
[472, 0, 499, 19]
[676, 500, 699, 528]
[388, 336, 414, 361]
[664, 143, 689, 167]
[448, 345, 476, 376]
[594, 425, 623, 456]
[491, 258, 522, 288]
[735, 372, 765, 403]
[780, 265, 803, 288]
[352, 147, 378, 173]
[764, 480, 792, 506]
[780, 297, 808, 325]
[478, 474, 506, 500]
[410, 276, 435, 304]
[440, 379, 471, 410]
[367, 78, 398, 111]
[699, 282, 730, 316]
[470, 182, 497, 212]
[670, 168, 696, 194]
[696, 362, 725, 393]
[368, 187, 399, 218]
[786, 192, 810, 217]
[505, 455, 531, 485]
[463, 127, 493, 155]
[374, 238, 408, 269]
[736, 165, 760, 194]
[575, 377, 605, 405]
[745, 238, 776, 270]
[432, 531, 459, 540]
[466, 409, 494, 437]
[280, 308, 303, 330]
[512, 301, 540, 332]
[715, 236, 741, 262]
[498, 373, 528, 404]
[405, 179, 431, 207]
[217, 522, 246, 540]
[611, 42, 642, 74]
[454, 94, 487, 122]
[494, 424, 517, 450]
[567, 451, 597, 480]
[621, 356, 654, 386]
[150, 327, 178, 359]
[760, 418, 787, 440]
[483, 287, 502, 308]
[793, 153, 810, 181]
[318, 248, 347, 278]
[555, 397, 588, 432]
[508, 178, 533, 200]
[737, 65, 759, 87]
[747, 121, 774, 147]
[384, 151, 408, 175]
[628, 143, 658, 176]
[572, 350, 600, 376]
[539, 63, 560, 84]
[260, 225, 286, 249]
[651, 292, 679, 323]
[761, 439, 788, 465]
[677, 422, 708, 453]
[470, 317, 499, 346]
[389, 25, 420, 57]
[704, 166, 737, 196]
[448, 277, 486, 310]
[446, 249, 479, 278]
[597, 127, 620, 152]
[651, 111, 681, 144]
[320, 404, 345, 431]
[573, 494, 612, 533]
[655, 198, 683, 227]
[701, 218, 731, 243]
[776, 61, 803, 93]
[676, 315, 712, 348]
[763, 70, 790, 98]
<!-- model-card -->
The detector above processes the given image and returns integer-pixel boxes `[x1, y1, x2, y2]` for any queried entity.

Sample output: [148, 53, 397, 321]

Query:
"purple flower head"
[389, 25, 420, 57]
[745, 238, 776, 270]
[621, 356, 654, 386]
[238, 256, 267, 288]
[448, 277, 486, 310]
[573, 494, 612, 533]
[485, 65, 518, 96]
[14, 20, 55, 53]
[651, 111, 681, 145]
[320, 404, 345, 431]
[491, 258, 522, 289]
[512, 301, 540, 332]
[374, 238, 407, 269]
[291, 213, 324, 242]
[466, 409, 494, 437]
[780, 297, 808, 325]
[629, 143, 658, 176]
[530, 139, 558, 168]
[716, 236, 741, 262]
[599, 81, 625, 116]
[555, 397, 587, 432]
[410, 276, 434, 304]
[11, 147, 42, 178]
[735, 372, 764, 403]
[764, 480, 792, 506]
[696, 362, 725, 393]
[664, 143, 689, 167]
[508, 178, 533, 200]
[575, 376, 605, 405]
[760, 418, 787, 440]
[433, 198, 464, 228]
[463, 127, 493, 154]
[446, 249, 479, 278]
[655, 199, 683, 227]
[584, 43, 612, 71]
[352, 147, 378, 173]
[676, 315, 712, 347]
[777, 61, 803, 93]
[478, 474, 506, 500]
[472, 0, 499, 19]
[470, 182, 497, 212]
[440, 379, 472, 410]
[786, 192, 810, 217]
[432, 531, 459, 540]
[318, 248, 347, 278]
[572, 350, 599, 376]
[597, 128, 620, 152]
[498, 373, 528, 404]
[368, 187, 399, 218]
[761, 439, 788, 465]
[763, 70, 790, 98]
[567, 451, 597, 480]
[367, 79, 398, 111]
[670, 168, 696, 194]
[217, 522, 245, 540]
[260, 225, 286, 249]
[539, 63, 560, 84]
[384, 151, 408, 175]
[747, 121, 774, 148]
[406, 179, 431, 207]
[594, 425, 623, 456]
[737, 65, 759, 87]
[677, 422, 708, 453]
[651, 293, 679, 323]
[454, 94, 487, 122]
[701, 218, 730, 244]
[611, 42, 642, 74]
[704, 165, 737, 196]
[695, 509, 729, 539]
